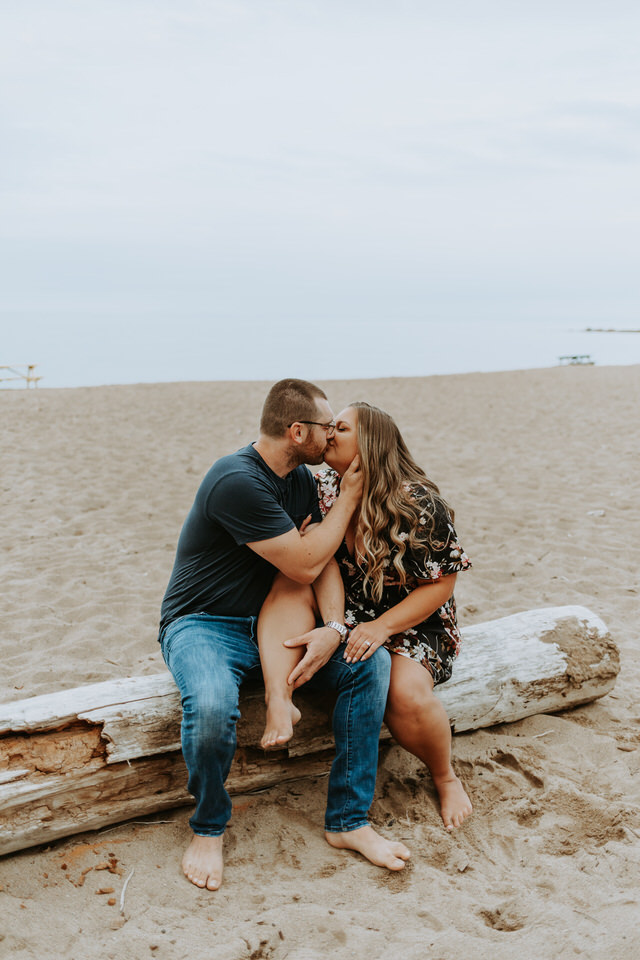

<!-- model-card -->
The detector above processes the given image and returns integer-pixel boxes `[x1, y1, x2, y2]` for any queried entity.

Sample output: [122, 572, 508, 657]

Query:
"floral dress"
[316, 468, 472, 686]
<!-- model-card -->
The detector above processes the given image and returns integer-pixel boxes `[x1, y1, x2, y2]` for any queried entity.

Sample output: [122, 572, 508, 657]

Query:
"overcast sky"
[1, 1, 639, 385]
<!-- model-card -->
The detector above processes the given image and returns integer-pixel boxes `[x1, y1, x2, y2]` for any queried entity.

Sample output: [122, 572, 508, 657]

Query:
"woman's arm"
[344, 574, 457, 663]
[312, 556, 347, 626]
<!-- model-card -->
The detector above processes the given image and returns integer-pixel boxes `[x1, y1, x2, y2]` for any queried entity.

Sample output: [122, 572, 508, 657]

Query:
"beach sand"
[1, 366, 639, 959]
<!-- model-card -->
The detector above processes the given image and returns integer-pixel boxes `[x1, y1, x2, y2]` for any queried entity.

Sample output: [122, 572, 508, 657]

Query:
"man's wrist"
[325, 620, 349, 642]
[336, 485, 359, 507]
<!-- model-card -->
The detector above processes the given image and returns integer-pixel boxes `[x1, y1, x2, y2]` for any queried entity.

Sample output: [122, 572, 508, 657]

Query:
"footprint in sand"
[478, 901, 527, 932]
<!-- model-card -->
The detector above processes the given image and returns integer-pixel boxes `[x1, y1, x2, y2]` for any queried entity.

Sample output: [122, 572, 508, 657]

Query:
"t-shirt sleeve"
[207, 471, 296, 546]
[404, 496, 472, 581]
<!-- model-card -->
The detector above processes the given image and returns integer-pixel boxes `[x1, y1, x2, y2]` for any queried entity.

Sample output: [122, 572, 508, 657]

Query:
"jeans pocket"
[159, 616, 190, 665]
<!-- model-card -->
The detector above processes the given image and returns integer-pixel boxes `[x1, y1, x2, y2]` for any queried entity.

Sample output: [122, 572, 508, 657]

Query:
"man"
[159, 378, 411, 890]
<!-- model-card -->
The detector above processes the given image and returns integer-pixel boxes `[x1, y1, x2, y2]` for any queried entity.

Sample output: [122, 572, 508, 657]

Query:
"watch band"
[325, 620, 349, 641]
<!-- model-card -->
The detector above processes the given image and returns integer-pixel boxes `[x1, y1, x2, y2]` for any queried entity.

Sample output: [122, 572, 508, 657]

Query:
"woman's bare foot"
[433, 770, 473, 830]
[325, 825, 411, 870]
[261, 696, 301, 749]
[181, 834, 224, 890]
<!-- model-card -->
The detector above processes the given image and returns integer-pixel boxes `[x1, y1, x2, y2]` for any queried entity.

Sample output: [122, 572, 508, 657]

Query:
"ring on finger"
[364, 641, 371, 647]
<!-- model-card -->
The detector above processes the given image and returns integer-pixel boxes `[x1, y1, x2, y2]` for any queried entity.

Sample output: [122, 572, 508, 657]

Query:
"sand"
[1, 366, 639, 959]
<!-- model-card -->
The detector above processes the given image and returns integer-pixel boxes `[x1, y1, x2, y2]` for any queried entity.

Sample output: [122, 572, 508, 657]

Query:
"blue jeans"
[160, 612, 391, 836]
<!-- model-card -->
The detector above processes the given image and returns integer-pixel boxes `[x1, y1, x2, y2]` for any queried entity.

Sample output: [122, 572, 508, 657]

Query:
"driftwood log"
[0, 605, 619, 857]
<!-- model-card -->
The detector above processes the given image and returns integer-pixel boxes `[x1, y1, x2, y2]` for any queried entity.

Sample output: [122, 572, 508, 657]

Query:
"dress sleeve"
[315, 468, 341, 518]
[404, 495, 472, 581]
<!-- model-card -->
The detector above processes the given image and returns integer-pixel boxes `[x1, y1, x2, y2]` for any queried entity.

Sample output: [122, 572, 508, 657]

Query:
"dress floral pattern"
[316, 468, 472, 685]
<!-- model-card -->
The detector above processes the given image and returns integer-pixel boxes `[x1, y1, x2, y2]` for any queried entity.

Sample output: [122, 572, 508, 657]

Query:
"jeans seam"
[338, 664, 354, 830]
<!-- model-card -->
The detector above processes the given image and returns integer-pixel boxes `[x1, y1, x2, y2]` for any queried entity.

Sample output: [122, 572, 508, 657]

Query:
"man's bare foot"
[433, 770, 473, 830]
[325, 825, 411, 871]
[181, 834, 224, 890]
[261, 696, 301, 749]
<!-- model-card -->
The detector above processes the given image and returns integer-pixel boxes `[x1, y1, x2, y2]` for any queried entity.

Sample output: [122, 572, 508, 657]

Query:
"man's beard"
[289, 441, 327, 469]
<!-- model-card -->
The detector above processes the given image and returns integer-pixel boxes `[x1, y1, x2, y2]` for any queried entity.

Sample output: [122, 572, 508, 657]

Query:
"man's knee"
[183, 685, 239, 747]
[356, 645, 391, 689]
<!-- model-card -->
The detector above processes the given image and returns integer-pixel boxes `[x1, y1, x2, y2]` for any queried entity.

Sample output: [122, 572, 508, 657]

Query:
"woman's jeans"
[160, 612, 391, 837]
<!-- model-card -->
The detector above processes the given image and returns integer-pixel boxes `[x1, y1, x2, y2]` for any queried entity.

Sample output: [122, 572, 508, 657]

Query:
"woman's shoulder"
[315, 466, 340, 489]
[315, 467, 341, 516]
[401, 483, 471, 575]
[315, 466, 339, 481]
[404, 481, 450, 514]
[402, 482, 456, 542]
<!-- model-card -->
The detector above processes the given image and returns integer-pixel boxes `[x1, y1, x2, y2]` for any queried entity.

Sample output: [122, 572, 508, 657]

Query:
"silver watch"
[325, 620, 349, 642]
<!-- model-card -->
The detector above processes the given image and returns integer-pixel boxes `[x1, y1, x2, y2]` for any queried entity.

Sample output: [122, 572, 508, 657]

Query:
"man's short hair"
[260, 378, 328, 438]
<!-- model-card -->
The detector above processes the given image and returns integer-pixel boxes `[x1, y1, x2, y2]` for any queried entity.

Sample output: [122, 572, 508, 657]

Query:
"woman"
[259, 401, 472, 831]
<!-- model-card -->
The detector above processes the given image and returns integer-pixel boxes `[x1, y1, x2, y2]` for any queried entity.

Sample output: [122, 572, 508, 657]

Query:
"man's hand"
[284, 626, 341, 688]
[339, 455, 362, 501]
[343, 619, 390, 663]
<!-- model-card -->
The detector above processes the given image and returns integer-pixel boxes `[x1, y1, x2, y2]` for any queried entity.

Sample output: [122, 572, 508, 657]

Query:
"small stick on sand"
[120, 868, 134, 915]
[98, 820, 176, 836]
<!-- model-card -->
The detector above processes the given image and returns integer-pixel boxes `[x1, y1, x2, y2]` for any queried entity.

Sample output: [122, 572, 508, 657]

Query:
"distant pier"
[584, 327, 640, 333]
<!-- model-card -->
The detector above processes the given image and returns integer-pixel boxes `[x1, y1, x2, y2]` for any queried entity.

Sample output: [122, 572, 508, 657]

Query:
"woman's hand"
[343, 619, 390, 663]
[298, 515, 314, 536]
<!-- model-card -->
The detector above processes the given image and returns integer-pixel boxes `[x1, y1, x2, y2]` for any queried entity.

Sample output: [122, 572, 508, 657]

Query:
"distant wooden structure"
[585, 327, 640, 333]
[557, 355, 594, 366]
[0, 606, 619, 857]
[0, 364, 42, 387]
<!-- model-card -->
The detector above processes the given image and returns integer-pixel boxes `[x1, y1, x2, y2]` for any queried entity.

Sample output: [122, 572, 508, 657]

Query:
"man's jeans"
[160, 612, 391, 836]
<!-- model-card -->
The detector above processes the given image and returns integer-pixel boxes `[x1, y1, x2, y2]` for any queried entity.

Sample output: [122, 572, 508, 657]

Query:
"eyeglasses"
[288, 420, 336, 436]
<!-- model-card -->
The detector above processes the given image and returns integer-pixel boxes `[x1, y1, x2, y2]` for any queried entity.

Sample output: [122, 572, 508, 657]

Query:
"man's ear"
[288, 423, 306, 446]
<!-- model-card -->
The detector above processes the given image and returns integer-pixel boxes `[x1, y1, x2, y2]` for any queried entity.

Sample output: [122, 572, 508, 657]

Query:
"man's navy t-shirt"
[160, 444, 322, 634]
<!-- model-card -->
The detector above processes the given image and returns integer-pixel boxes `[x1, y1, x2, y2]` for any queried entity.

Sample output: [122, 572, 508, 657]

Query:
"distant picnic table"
[558, 355, 594, 366]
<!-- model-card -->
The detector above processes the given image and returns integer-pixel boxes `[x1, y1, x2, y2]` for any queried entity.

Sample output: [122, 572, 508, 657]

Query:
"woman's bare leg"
[385, 654, 472, 830]
[258, 572, 317, 749]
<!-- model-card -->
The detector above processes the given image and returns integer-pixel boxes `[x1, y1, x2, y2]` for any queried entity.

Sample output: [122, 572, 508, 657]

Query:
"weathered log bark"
[0, 606, 619, 857]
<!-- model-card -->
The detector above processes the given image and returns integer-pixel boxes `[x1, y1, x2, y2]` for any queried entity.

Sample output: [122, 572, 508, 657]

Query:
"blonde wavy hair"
[350, 401, 452, 604]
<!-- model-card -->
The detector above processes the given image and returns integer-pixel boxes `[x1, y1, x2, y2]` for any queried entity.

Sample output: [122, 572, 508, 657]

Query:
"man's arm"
[284, 558, 346, 688]
[246, 457, 361, 584]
